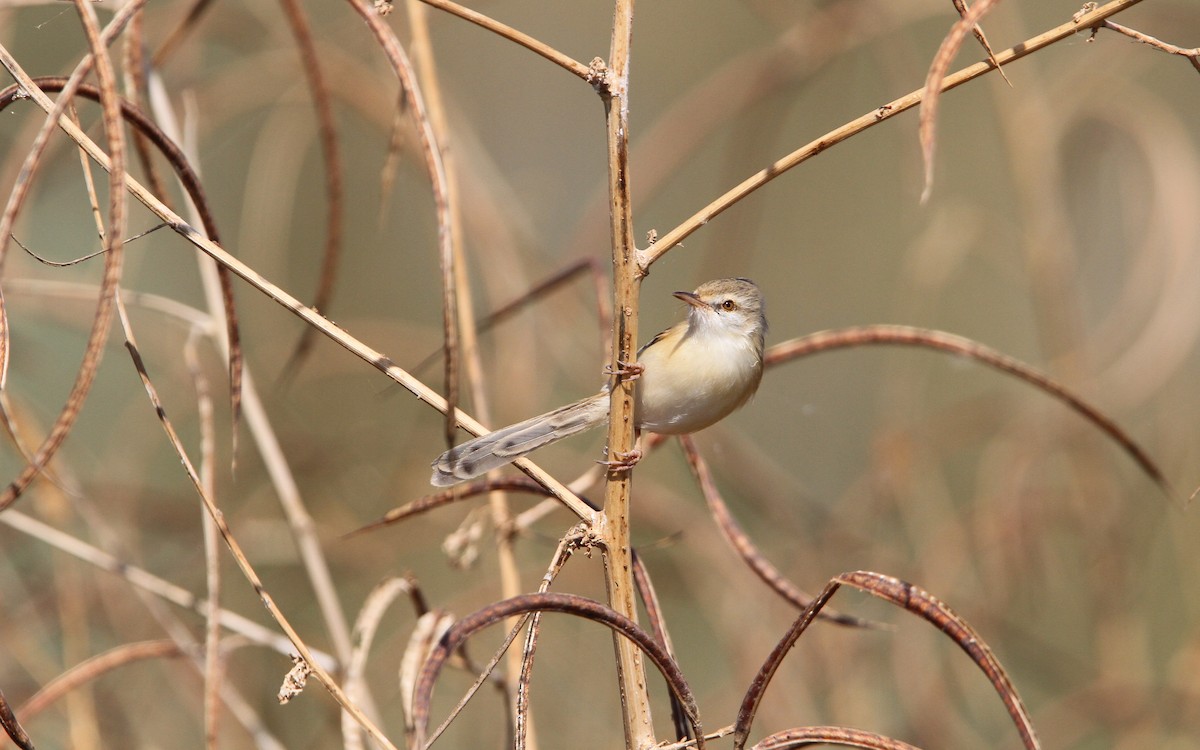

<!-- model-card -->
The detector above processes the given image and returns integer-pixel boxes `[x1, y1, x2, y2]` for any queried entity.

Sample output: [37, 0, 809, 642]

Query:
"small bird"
[430, 278, 767, 487]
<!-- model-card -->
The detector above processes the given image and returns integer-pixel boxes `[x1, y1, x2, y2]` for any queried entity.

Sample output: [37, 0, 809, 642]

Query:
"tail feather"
[430, 393, 608, 486]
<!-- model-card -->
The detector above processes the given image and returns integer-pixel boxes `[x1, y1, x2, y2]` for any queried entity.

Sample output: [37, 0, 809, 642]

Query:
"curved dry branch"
[411, 591, 704, 750]
[834, 571, 1038, 749]
[679, 435, 880, 629]
[344, 477, 569, 538]
[765, 325, 1169, 495]
[733, 572, 1039, 750]
[16, 640, 183, 723]
[920, 0, 1004, 202]
[0, 6, 134, 510]
[752, 726, 922, 750]
[9, 4, 126, 499]
[734, 579, 840, 750]
[0, 76, 245, 471]
[345, 575, 427, 750]
[0, 687, 34, 750]
[342, 0, 460, 449]
[277, 0, 346, 379]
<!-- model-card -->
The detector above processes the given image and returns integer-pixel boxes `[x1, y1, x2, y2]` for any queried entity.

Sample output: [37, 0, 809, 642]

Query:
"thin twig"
[638, 0, 1148, 270]
[276, 0, 346, 378]
[418, 0, 591, 80]
[0, 58, 597, 524]
[1101, 20, 1200, 73]
[113, 294, 398, 749]
[341, 0, 461, 450]
[0, 0, 137, 511]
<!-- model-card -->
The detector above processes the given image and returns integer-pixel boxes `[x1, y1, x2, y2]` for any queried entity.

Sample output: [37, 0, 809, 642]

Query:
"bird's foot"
[599, 448, 643, 473]
[605, 359, 644, 382]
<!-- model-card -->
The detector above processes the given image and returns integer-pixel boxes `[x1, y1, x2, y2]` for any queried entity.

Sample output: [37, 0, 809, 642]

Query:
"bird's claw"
[605, 359, 644, 382]
[599, 448, 643, 473]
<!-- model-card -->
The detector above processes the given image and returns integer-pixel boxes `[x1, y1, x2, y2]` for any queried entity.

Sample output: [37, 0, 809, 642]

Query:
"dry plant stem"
[598, 0, 656, 747]
[122, 13, 176, 221]
[733, 578, 839, 750]
[15, 640, 183, 724]
[417, 612, 517, 749]
[0, 688, 33, 750]
[630, 550, 692, 743]
[766, 326, 1169, 495]
[186, 334, 223, 750]
[655, 726, 736, 750]
[418, 0, 591, 80]
[411, 258, 610, 378]
[341, 0, 460, 450]
[0, 509, 333, 667]
[277, 0, 346, 372]
[919, 0, 1004, 202]
[152, 0, 217, 66]
[0, 0, 134, 511]
[405, 1, 528, 734]
[428, 531, 579, 749]
[136, 79, 354, 665]
[1, 77, 244, 447]
[638, 0, 1148, 270]
[752, 727, 921, 750]
[837, 572, 1038, 750]
[1102, 20, 1200, 73]
[0, 61, 595, 523]
[113, 296, 397, 750]
[343, 576, 423, 750]
[412, 592, 703, 750]
[733, 572, 1039, 750]
[951, 0, 1012, 87]
[514, 530, 582, 750]
[678, 435, 877, 629]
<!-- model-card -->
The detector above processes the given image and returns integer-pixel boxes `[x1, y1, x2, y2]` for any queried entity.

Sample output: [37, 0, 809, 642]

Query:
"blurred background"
[1, 0, 1198, 748]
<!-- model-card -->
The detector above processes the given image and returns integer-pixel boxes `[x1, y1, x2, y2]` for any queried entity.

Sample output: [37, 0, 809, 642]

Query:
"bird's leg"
[605, 359, 644, 382]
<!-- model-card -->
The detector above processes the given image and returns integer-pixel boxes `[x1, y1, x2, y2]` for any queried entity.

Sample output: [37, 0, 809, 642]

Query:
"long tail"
[430, 392, 609, 486]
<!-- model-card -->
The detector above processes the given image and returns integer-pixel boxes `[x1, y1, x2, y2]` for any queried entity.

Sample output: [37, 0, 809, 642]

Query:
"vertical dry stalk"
[405, 0, 531, 740]
[598, 1, 655, 747]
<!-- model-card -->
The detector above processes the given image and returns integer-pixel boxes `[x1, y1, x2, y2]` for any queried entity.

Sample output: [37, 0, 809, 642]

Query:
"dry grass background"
[0, 0, 1198, 748]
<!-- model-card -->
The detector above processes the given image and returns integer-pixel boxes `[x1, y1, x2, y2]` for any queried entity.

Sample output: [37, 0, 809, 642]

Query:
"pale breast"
[634, 329, 762, 434]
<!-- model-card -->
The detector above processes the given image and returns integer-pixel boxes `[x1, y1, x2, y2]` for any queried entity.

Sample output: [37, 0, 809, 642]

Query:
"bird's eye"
[721, 299, 737, 311]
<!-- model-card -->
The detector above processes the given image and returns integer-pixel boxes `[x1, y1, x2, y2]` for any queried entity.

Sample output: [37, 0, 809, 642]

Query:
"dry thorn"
[951, 0, 1013, 86]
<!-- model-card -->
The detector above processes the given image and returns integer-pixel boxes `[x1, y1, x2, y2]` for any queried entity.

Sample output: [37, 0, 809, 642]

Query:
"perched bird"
[430, 278, 766, 487]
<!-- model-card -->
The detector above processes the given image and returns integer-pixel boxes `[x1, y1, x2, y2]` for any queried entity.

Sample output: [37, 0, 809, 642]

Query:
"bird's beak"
[673, 290, 707, 309]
